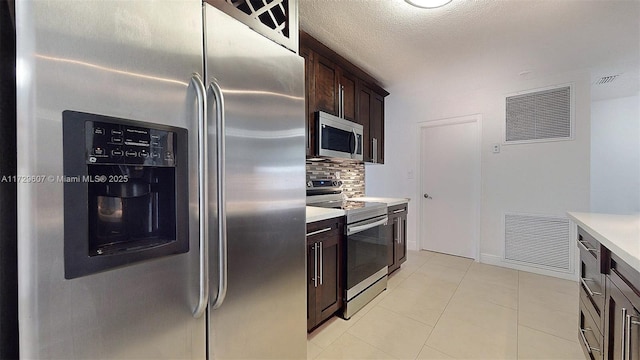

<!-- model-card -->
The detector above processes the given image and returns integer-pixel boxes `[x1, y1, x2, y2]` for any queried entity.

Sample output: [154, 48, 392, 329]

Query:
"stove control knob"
[307, 180, 313, 188]
[332, 180, 342, 187]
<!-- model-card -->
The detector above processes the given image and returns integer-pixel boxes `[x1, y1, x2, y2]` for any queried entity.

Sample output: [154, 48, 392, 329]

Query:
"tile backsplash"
[306, 159, 364, 198]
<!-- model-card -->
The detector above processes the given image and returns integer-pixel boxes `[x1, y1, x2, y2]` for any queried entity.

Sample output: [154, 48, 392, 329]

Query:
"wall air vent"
[594, 75, 619, 85]
[208, 0, 298, 53]
[504, 213, 572, 272]
[505, 85, 572, 143]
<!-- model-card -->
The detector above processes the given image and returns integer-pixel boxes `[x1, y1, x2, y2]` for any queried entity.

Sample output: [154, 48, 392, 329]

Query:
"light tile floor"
[307, 250, 584, 360]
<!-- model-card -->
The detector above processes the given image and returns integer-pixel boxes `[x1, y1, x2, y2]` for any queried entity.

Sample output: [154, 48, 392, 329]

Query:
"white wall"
[591, 94, 640, 214]
[366, 68, 591, 276]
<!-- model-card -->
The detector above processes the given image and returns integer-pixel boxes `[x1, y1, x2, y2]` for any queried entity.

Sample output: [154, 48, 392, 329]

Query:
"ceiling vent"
[594, 75, 619, 85]
[505, 85, 572, 143]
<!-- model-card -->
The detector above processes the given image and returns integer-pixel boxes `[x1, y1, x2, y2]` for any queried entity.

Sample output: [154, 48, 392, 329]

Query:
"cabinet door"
[307, 241, 318, 330]
[357, 84, 372, 162]
[318, 235, 343, 320]
[395, 211, 407, 266]
[386, 215, 398, 272]
[314, 55, 339, 116]
[307, 218, 344, 331]
[605, 279, 640, 360]
[370, 91, 385, 164]
[339, 70, 357, 122]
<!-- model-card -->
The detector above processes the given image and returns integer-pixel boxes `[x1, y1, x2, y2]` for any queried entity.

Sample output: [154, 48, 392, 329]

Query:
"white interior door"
[420, 116, 480, 259]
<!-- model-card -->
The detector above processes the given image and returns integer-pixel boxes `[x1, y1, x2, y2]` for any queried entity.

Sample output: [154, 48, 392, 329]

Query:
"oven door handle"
[347, 216, 388, 236]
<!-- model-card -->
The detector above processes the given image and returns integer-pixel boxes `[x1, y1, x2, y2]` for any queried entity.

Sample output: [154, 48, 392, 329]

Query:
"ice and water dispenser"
[63, 111, 188, 279]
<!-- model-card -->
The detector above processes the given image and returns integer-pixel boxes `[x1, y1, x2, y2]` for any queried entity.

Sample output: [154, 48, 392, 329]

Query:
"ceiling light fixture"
[405, 0, 452, 9]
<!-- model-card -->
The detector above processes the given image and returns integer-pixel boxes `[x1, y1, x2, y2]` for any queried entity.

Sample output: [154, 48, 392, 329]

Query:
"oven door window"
[347, 224, 387, 290]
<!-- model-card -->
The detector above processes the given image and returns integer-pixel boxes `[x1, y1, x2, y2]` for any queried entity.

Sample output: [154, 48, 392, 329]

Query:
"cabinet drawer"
[578, 227, 601, 262]
[387, 204, 407, 215]
[609, 252, 640, 310]
[580, 280, 603, 333]
[580, 245, 605, 323]
[580, 299, 604, 360]
[307, 217, 343, 243]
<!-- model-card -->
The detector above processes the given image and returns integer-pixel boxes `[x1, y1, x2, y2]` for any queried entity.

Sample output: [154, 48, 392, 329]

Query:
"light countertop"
[351, 197, 410, 207]
[306, 206, 345, 223]
[568, 212, 640, 272]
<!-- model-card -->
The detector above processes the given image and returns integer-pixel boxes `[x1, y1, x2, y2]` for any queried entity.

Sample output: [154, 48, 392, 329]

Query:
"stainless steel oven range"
[307, 179, 388, 319]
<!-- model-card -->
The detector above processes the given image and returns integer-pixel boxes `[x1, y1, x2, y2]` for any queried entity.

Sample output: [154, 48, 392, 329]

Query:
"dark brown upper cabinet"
[300, 31, 388, 163]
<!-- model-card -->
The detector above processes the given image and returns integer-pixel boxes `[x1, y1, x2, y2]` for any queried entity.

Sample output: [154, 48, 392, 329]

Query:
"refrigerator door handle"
[209, 79, 228, 310]
[191, 73, 209, 318]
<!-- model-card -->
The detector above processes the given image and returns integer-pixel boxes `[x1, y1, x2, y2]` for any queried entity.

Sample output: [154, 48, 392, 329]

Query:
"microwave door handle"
[351, 130, 357, 156]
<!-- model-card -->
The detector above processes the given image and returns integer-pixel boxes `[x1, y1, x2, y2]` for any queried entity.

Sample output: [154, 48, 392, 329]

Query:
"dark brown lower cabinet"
[604, 251, 640, 360]
[387, 203, 408, 274]
[307, 217, 344, 332]
[604, 279, 638, 360]
[577, 224, 640, 360]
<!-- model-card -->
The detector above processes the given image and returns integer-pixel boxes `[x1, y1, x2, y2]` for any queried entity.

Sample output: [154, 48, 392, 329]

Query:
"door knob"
[423, 193, 433, 199]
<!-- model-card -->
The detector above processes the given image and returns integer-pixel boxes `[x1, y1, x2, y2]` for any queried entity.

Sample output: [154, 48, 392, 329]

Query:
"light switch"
[407, 170, 414, 179]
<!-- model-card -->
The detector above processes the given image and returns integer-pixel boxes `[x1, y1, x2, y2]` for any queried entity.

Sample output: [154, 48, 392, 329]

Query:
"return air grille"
[210, 0, 297, 52]
[504, 214, 571, 271]
[505, 86, 571, 142]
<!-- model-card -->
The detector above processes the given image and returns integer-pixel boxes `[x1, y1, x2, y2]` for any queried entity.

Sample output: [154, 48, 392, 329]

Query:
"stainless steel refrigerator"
[11, 1, 306, 358]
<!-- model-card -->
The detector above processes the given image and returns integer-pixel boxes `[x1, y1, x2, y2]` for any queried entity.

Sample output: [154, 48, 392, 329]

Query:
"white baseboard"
[480, 253, 578, 281]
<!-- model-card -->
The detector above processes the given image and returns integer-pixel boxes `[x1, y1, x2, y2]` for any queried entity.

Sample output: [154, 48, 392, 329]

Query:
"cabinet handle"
[372, 138, 378, 163]
[313, 243, 318, 288]
[578, 239, 599, 254]
[624, 312, 640, 360]
[622, 308, 628, 360]
[579, 328, 601, 354]
[392, 208, 406, 214]
[394, 217, 399, 243]
[319, 242, 323, 286]
[580, 277, 602, 297]
[307, 227, 332, 237]
[340, 84, 345, 118]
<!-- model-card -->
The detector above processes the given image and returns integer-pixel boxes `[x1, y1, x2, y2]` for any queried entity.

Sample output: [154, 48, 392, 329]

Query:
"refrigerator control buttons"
[111, 149, 123, 157]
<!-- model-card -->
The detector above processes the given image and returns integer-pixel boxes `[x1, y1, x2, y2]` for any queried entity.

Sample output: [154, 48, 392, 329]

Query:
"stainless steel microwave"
[316, 111, 363, 161]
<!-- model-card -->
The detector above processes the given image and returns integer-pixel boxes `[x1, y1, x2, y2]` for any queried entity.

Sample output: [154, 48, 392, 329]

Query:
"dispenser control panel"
[86, 121, 176, 166]
[63, 110, 188, 279]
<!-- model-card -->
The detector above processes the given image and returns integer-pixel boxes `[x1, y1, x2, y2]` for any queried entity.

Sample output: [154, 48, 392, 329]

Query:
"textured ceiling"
[299, 0, 640, 99]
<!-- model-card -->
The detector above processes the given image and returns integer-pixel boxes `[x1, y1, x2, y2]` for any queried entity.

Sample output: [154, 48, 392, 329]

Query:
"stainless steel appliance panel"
[16, 1, 205, 358]
[204, 5, 307, 359]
